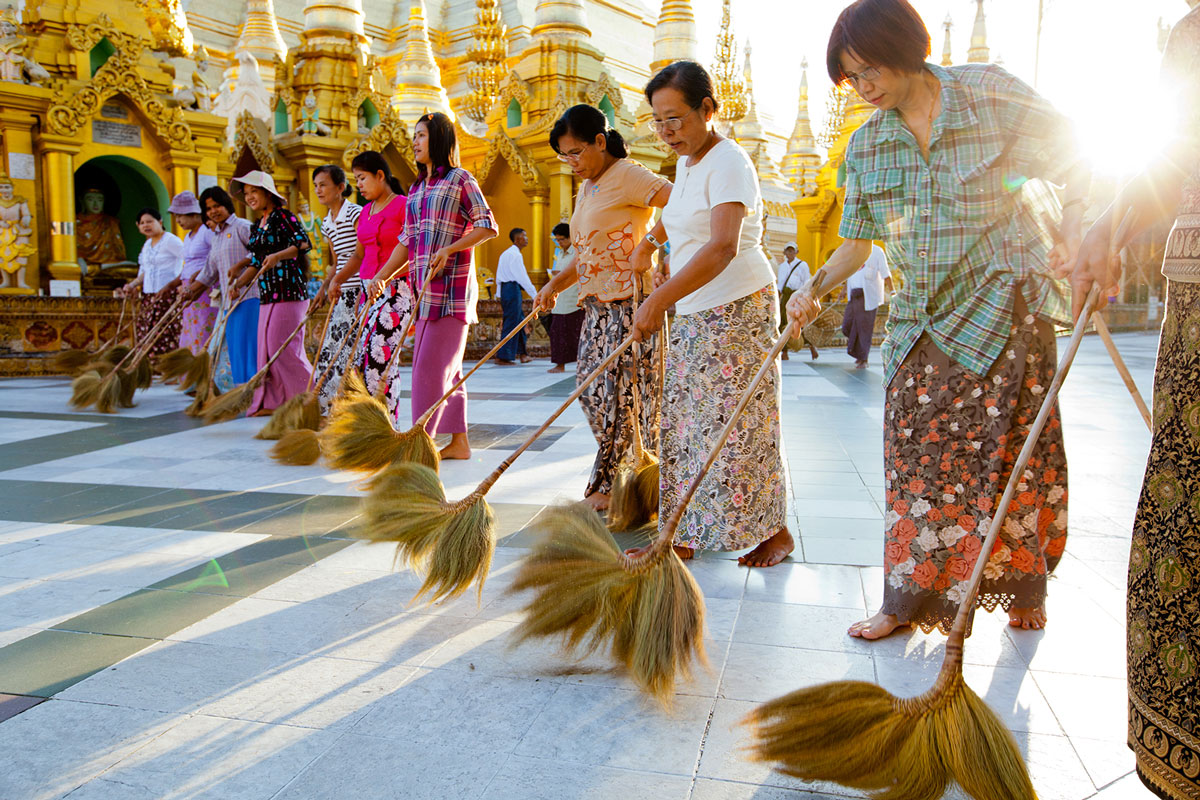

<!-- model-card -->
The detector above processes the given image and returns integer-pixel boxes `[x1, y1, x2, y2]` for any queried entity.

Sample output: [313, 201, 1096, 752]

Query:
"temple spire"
[651, 0, 697, 73]
[782, 58, 821, 194]
[463, 0, 507, 123]
[237, 0, 287, 63]
[967, 0, 989, 63]
[941, 13, 953, 66]
[711, 0, 746, 124]
[391, 0, 451, 124]
[532, 0, 590, 41]
[302, 0, 366, 45]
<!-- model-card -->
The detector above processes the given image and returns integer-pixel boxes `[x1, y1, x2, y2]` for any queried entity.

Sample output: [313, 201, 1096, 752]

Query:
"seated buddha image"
[76, 187, 127, 267]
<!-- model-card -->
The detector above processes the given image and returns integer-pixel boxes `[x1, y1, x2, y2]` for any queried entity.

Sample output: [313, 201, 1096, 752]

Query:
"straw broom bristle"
[184, 380, 215, 417]
[510, 503, 705, 702]
[134, 356, 153, 389]
[743, 673, 1034, 800]
[181, 351, 212, 392]
[254, 391, 319, 440]
[202, 380, 258, 424]
[100, 345, 130, 368]
[270, 429, 322, 465]
[320, 394, 438, 473]
[118, 368, 138, 408]
[93, 369, 126, 414]
[154, 347, 196, 383]
[52, 349, 94, 375]
[608, 455, 660, 532]
[362, 463, 495, 603]
[69, 369, 104, 410]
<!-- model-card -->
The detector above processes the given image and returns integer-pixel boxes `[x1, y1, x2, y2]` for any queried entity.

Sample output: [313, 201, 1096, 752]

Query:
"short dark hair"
[415, 112, 459, 177]
[508, 227, 526, 243]
[136, 207, 161, 223]
[313, 164, 353, 198]
[549, 104, 627, 159]
[552, 222, 570, 238]
[644, 60, 719, 113]
[199, 187, 235, 215]
[826, 0, 930, 85]
[349, 150, 405, 196]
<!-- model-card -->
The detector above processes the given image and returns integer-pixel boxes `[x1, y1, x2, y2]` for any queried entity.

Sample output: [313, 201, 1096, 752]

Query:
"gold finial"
[941, 13, 953, 66]
[967, 0, 989, 63]
[464, 0, 507, 123]
[712, 0, 746, 123]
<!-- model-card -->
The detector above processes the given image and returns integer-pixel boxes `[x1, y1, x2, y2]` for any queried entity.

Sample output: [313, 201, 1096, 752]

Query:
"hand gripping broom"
[201, 302, 319, 424]
[360, 332, 637, 606]
[256, 292, 372, 441]
[743, 286, 1103, 800]
[609, 304, 665, 532]
[321, 304, 544, 475]
[508, 317, 800, 702]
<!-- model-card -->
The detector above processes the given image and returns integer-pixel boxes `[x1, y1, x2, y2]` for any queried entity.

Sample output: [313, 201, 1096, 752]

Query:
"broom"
[183, 295, 244, 417]
[322, 302, 544, 475]
[608, 298, 664, 532]
[201, 303, 318, 424]
[361, 331, 638, 606]
[53, 295, 129, 375]
[70, 297, 183, 412]
[509, 315, 803, 701]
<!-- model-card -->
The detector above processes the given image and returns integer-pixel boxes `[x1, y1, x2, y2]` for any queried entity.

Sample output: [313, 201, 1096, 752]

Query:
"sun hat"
[167, 190, 202, 215]
[231, 170, 285, 203]
[784, 241, 798, 250]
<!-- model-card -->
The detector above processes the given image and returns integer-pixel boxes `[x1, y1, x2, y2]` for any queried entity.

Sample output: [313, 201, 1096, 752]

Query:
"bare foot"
[583, 492, 609, 512]
[519, 354, 532, 363]
[809, 347, 819, 360]
[1008, 605, 1047, 630]
[737, 528, 795, 567]
[848, 610, 910, 640]
[439, 433, 471, 460]
[547, 365, 565, 373]
[623, 543, 695, 560]
[495, 359, 515, 366]
[251, 409, 272, 417]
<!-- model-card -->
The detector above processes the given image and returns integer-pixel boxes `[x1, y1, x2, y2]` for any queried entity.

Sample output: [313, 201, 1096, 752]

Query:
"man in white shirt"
[841, 243, 892, 369]
[777, 242, 818, 361]
[496, 228, 538, 365]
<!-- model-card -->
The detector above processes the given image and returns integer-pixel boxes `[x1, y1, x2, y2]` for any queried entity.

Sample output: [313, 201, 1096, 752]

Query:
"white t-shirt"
[777, 258, 810, 292]
[661, 138, 776, 315]
[137, 232, 183, 294]
[845, 244, 891, 311]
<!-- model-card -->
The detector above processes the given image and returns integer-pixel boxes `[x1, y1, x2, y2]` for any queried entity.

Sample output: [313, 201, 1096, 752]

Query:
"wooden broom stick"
[1092, 314, 1152, 431]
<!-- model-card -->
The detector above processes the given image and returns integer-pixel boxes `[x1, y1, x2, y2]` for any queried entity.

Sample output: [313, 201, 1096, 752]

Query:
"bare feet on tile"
[737, 528, 795, 567]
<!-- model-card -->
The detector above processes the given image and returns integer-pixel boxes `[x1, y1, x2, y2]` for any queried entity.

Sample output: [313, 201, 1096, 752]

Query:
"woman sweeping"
[788, 0, 1088, 636]
[626, 61, 791, 568]
[382, 112, 496, 460]
[310, 164, 362, 415]
[345, 151, 410, 417]
[1071, 6, 1200, 797]
[231, 170, 314, 417]
[115, 208, 182, 359]
[198, 187, 256, 384]
[172, 191, 217, 355]
[534, 104, 671, 511]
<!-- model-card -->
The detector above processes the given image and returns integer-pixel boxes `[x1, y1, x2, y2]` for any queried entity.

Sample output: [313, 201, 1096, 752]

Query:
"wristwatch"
[645, 233, 666, 250]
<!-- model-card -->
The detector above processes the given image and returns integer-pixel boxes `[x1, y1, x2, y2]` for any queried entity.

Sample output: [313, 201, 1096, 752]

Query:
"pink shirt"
[357, 195, 406, 282]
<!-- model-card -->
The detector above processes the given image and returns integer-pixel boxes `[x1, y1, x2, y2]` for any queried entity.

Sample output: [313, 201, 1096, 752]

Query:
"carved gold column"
[167, 151, 202, 237]
[37, 134, 81, 284]
[526, 190, 548, 284]
[547, 160, 573, 234]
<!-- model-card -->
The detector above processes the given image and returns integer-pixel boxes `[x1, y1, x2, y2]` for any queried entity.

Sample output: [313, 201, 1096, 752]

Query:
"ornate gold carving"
[231, 111, 275, 174]
[134, 0, 193, 56]
[475, 129, 544, 192]
[343, 106, 416, 173]
[49, 16, 194, 151]
[583, 72, 624, 115]
[497, 70, 531, 110]
[806, 189, 839, 232]
[463, 0, 507, 123]
[346, 52, 389, 119]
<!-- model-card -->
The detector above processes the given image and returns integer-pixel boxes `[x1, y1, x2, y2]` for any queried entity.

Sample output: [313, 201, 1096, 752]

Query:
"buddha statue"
[75, 187, 127, 266]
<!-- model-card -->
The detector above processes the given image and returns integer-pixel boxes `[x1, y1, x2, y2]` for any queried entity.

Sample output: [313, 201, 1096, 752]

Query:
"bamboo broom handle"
[314, 297, 373, 395]
[96, 296, 128, 352]
[255, 303, 319, 378]
[114, 297, 185, 372]
[622, 321, 794, 568]
[629, 285, 647, 461]
[207, 294, 247, 364]
[467, 333, 636, 499]
[364, 267, 439, 399]
[1092, 314, 1152, 431]
[414, 307, 542, 429]
[304, 300, 338, 392]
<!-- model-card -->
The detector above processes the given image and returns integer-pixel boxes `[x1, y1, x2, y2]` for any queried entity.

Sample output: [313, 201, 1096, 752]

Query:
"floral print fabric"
[356, 278, 415, 420]
[313, 283, 362, 415]
[881, 308, 1068, 634]
[135, 289, 181, 359]
[661, 285, 786, 551]
[1127, 281, 1200, 800]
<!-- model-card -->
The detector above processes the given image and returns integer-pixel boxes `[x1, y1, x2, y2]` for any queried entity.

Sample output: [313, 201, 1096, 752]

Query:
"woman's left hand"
[1048, 226, 1082, 279]
[261, 252, 279, 271]
[429, 246, 453, 275]
[632, 294, 666, 342]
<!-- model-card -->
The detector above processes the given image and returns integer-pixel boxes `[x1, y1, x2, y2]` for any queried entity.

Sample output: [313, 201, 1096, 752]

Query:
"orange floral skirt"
[881, 311, 1068, 633]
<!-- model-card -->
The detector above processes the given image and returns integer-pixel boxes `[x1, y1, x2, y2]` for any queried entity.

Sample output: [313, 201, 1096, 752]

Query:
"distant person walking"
[777, 242, 818, 361]
[547, 222, 583, 373]
[841, 243, 891, 368]
[495, 227, 537, 365]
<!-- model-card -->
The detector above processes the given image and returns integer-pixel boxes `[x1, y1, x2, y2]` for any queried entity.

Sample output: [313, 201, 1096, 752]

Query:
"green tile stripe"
[0, 411, 205, 471]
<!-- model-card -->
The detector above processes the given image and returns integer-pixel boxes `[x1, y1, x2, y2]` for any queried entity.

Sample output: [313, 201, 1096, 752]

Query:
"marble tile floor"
[0, 332, 1161, 799]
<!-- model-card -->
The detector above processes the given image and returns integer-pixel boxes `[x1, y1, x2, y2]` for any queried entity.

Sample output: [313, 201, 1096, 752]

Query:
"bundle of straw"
[742, 288, 1102, 800]
[509, 318, 800, 701]
[361, 333, 637, 605]
[608, 307, 664, 532]
[70, 297, 184, 413]
[322, 305, 544, 475]
[202, 304, 316, 424]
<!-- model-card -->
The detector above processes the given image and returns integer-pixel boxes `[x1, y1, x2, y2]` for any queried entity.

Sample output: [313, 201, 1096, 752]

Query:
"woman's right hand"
[787, 288, 821, 328]
[652, 266, 669, 290]
[534, 283, 558, 313]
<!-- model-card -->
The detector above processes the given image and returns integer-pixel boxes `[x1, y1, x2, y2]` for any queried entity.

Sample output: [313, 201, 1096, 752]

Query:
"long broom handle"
[414, 306, 542, 429]
[362, 267, 439, 399]
[314, 295, 372, 395]
[304, 299, 338, 392]
[96, 296, 128, 352]
[620, 321, 792, 569]
[1092, 314, 1152, 431]
[254, 303, 319, 379]
[466, 333, 636, 500]
[629, 285, 647, 461]
[114, 297, 185, 372]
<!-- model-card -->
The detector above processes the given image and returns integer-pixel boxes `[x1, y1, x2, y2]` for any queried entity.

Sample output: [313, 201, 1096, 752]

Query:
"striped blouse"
[320, 200, 362, 273]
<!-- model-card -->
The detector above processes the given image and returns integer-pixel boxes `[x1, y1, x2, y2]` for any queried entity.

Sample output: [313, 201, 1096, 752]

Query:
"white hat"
[231, 170, 285, 203]
[784, 241, 798, 251]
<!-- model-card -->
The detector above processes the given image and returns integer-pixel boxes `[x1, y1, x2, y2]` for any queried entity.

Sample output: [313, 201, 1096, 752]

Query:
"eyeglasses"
[843, 66, 881, 87]
[556, 145, 589, 164]
[650, 105, 701, 135]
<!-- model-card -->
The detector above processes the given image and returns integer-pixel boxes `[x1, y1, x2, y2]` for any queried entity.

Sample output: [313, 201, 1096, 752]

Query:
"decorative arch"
[598, 95, 616, 127]
[89, 38, 115, 77]
[49, 15, 194, 152]
[476, 130, 545, 194]
[505, 98, 522, 128]
[584, 72, 625, 116]
[231, 111, 275, 175]
[343, 106, 416, 175]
